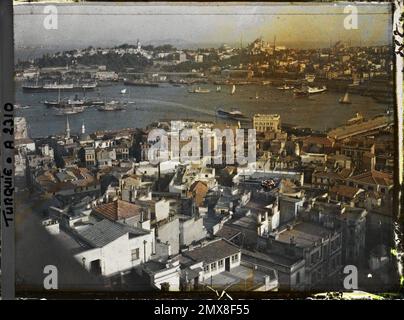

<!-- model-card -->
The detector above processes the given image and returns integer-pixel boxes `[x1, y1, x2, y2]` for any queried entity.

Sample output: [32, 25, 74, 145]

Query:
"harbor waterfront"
[16, 81, 388, 138]
[12, 3, 400, 296]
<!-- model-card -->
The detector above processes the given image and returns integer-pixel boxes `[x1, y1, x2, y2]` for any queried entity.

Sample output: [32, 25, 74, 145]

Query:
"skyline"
[14, 3, 392, 52]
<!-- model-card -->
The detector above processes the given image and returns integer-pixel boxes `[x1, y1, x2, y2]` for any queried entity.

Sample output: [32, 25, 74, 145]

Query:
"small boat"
[55, 106, 85, 116]
[277, 84, 293, 90]
[261, 80, 271, 85]
[188, 87, 210, 93]
[228, 110, 246, 119]
[308, 86, 327, 94]
[339, 92, 351, 104]
[293, 88, 309, 98]
[231, 84, 236, 95]
[216, 108, 248, 121]
[15, 104, 30, 110]
[347, 112, 363, 125]
[121, 88, 127, 94]
[97, 101, 126, 111]
[216, 86, 221, 92]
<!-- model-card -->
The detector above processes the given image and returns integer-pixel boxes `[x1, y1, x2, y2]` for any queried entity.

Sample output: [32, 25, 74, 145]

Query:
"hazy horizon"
[14, 3, 392, 55]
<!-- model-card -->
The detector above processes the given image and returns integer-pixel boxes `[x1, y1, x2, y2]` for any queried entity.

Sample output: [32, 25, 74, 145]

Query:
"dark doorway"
[225, 257, 230, 271]
[90, 259, 102, 276]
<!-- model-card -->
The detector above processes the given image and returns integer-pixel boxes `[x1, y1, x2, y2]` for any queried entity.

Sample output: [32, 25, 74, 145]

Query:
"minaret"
[81, 121, 85, 134]
[66, 116, 70, 140]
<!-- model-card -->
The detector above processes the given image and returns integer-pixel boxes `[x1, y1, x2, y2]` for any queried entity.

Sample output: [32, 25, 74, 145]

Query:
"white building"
[74, 219, 155, 277]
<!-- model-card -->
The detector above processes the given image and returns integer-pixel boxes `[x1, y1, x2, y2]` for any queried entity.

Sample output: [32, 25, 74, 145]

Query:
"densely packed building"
[14, 100, 395, 292]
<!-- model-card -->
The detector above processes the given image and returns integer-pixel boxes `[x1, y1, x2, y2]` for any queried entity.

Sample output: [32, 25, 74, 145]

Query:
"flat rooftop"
[200, 264, 276, 291]
[277, 222, 333, 248]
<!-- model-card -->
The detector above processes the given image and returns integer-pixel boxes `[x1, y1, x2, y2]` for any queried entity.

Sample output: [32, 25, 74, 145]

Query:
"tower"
[66, 116, 70, 140]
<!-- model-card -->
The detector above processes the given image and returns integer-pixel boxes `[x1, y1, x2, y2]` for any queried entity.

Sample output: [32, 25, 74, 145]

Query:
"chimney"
[290, 236, 295, 245]
[264, 275, 270, 289]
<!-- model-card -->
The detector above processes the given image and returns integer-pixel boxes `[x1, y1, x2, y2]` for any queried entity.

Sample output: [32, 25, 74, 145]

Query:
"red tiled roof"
[348, 170, 393, 187]
[330, 185, 363, 199]
[92, 200, 143, 221]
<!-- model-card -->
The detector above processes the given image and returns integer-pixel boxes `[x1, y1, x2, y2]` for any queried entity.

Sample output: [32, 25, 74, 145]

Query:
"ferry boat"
[81, 82, 97, 90]
[339, 92, 351, 104]
[22, 83, 42, 91]
[44, 94, 85, 108]
[23, 81, 97, 92]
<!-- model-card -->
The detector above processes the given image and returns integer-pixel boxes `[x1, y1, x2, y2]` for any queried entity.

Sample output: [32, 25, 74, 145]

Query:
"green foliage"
[35, 51, 152, 72]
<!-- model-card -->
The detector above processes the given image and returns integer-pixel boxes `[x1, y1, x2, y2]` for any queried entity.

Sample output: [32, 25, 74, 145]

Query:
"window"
[311, 251, 320, 264]
[211, 262, 217, 272]
[231, 254, 239, 263]
[204, 264, 210, 273]
[218, 260, 224, 268]
[131, 248, 140, 262]
[296, 272, 300, 284]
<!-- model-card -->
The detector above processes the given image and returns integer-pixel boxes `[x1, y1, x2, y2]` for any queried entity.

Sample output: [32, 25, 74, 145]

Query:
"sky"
[14, 2, 392, 51]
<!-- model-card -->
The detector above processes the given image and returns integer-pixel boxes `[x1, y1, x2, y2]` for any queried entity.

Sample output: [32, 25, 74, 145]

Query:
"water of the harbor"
[15, 82, 389, 138]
